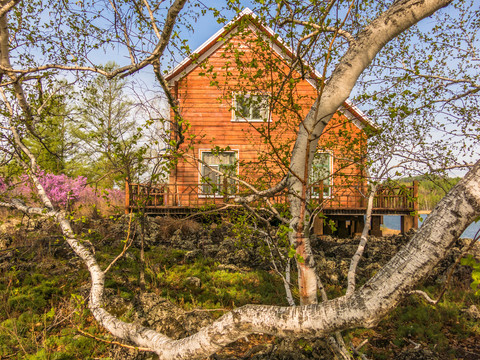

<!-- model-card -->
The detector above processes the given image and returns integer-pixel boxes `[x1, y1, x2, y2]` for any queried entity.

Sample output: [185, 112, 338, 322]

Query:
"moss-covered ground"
[0, 217, 479, 359]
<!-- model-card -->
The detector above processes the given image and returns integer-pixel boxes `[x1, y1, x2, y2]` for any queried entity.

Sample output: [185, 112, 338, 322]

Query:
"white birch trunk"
[3, 0, 471, 358]
[4, 158, 478, 360]
[287, 0, 453, 304]
[346, 184, 377, 296]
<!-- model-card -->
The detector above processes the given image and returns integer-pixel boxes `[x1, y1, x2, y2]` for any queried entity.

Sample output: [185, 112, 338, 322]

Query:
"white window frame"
[309, 151, 333, 198]
[198, 150, 239, 197]
[232, 92, 270, 122]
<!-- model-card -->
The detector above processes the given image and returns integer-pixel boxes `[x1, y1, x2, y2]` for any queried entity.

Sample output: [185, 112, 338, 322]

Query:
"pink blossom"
[0, 172, 125, 212]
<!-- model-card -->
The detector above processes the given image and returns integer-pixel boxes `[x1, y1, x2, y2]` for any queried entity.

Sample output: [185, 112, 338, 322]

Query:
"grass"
[0, 219, 291, 359]
[0, 253, 107, 360]
[364, 287, 480, 359]
[0, 217, 479, 359]
[155, 258, 286, 309]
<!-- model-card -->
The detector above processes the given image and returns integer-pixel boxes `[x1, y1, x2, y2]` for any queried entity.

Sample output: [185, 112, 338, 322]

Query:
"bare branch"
[117, 0, 188, 78]
[410, 290, 437, 304]
[411, 233, 479, 305]
[346, 181, 377, 297]
[153, 63, 185, 149]
[142, 0, 162, 39]
[104, 212, 135, 274]
[234, 176, 288, 204]
[0, 0, 187, 80]
[0, 199, 55, 217]
[0, 63, 110, 77]
[398, 61, 479, 87]
[76, 327, 154, 352]
[289, 19, 355, 45]
[185, 153, 289, 223]
[108, 0, 137, 64]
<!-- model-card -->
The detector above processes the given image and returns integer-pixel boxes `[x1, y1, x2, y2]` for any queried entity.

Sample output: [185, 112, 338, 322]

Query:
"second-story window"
[233, 93, 270, 122]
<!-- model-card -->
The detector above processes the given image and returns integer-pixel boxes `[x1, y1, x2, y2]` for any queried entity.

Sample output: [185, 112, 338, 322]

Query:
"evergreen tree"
[72, 63, 141, 188]
[26, 81, 75, 174]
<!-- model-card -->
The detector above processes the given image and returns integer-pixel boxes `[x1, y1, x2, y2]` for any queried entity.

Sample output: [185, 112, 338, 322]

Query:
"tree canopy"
[0, 1, 479, 359]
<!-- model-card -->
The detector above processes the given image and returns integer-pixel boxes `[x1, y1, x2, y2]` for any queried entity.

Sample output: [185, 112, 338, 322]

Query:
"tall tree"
[72, 62, 140, 187]
[0, 1, 479, 359]
[24, 80, 76, 174]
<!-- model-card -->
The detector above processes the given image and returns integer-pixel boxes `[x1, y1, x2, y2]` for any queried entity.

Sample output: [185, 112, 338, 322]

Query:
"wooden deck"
[125, 180, 418, 217]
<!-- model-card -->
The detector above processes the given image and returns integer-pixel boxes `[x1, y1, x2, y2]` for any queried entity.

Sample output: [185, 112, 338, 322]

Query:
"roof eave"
[165, 8, 256, 83]
[164, 8, 377, 130]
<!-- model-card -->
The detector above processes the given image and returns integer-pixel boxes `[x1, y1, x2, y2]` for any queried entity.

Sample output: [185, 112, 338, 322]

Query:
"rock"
[0, 234, 12, 250]
[134, 293, 213, 339]
[171, 228, 182, 241]
[203, 244, 219, 258]
[210, 224, 226, 243]
[395, 347, 439, 360]
[217, 264, 250, 273]
[233, 249, 250, 263]
[105, 289, 133, 318]
[124, 252, 136, 261]
[184, 249, 201, 262]
[185, 276, 202, 288]
[462, 305, 480, 320]
[135, 293, 187, 339]
[0, 218, 21, 235]
[216, 248, 230, 261]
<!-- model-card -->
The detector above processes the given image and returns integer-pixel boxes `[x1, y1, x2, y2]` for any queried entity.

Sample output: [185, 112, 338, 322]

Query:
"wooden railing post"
[413, 180, 419, 229]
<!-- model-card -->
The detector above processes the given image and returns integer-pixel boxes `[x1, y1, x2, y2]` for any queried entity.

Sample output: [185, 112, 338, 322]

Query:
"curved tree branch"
[3, 159, 479, 359]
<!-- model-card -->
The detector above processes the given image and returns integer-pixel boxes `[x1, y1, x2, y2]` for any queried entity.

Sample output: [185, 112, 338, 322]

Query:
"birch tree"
[1, 0, 480, 359]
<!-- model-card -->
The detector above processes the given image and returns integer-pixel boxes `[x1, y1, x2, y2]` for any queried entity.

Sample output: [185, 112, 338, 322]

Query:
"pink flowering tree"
[0, 172, 124, 211]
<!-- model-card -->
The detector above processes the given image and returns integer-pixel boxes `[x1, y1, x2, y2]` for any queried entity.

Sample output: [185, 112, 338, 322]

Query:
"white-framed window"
[233, 93, 270, 122]
[310, 152, 332, 197]
[200, 151, 237, 195]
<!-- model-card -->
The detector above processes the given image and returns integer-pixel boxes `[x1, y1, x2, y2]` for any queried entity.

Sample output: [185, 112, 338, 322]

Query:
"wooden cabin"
[126, 9, 418, 236]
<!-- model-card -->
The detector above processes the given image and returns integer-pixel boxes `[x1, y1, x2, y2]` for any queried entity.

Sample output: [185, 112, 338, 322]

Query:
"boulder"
[133, 293, 213, 339]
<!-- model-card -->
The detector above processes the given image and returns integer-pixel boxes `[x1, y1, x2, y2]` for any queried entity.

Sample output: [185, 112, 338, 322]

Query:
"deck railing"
[125, 179, 418, 215]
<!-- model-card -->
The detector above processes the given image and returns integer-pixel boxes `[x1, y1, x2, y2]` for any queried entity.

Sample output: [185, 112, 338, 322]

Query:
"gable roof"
[165, 8, 376, 130]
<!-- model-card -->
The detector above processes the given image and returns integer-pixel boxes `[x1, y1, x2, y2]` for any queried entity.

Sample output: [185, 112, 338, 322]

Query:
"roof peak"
[165, 7, 278, 83]
[164, 9, 375, 129]
[238, 7, 254, 16]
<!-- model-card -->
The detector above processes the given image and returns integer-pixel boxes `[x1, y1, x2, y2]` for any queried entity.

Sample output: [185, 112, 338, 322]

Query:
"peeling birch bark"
[346, 185, 377, 296]
[287, 0, 453, 303]
[4, 159, 479, 360]
[2, 0, 473, 358]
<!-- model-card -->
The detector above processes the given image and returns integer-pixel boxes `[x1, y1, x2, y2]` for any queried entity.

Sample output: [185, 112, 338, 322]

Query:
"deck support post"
[353, 216, 365, 236]
[413, 180, 419, 229]
[313, 214, 324, 235]
[337, 218, 349, 238]
[323, 216, 334, 235]
[401, 215, 415, 233]
[370, 215, 383, 237]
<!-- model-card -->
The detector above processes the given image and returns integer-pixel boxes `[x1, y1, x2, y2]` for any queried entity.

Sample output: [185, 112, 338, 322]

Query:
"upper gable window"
[233, 93, 270, 122]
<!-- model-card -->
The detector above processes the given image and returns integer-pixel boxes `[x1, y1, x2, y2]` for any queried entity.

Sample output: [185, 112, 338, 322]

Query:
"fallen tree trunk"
[4, 159, 479, 360]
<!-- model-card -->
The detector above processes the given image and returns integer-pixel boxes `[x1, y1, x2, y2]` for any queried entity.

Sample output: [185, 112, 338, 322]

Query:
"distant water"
[383, 214, 480, 239]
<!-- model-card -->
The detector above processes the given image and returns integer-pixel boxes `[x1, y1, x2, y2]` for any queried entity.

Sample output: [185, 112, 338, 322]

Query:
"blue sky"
[95, 1, 476, 176]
